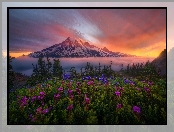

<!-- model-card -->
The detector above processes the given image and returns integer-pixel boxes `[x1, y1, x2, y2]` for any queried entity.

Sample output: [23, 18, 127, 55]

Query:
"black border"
[7, 7, 167, 125]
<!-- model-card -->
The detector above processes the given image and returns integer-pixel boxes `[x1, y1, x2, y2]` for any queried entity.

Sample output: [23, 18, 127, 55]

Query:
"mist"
[10, 56, 155, 76]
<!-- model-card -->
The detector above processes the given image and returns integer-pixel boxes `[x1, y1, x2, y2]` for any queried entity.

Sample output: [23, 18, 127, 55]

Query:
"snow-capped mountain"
[28, 37, 137, 58]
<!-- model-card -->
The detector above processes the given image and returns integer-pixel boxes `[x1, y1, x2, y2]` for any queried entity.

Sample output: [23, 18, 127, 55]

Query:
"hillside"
[151, 49, 166, 76]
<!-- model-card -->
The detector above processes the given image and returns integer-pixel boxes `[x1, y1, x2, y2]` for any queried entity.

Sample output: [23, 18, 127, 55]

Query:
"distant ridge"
[151, 49, 166, 76]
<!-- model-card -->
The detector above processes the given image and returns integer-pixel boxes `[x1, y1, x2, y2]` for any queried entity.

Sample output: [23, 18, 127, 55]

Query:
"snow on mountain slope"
[28, 37, 137, 58]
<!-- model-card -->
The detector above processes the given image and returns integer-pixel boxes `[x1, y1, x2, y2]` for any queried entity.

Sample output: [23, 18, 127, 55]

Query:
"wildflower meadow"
[8, 56, 167, 125]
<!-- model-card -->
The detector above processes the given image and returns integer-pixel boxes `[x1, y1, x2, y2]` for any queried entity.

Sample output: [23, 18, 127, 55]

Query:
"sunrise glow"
[9, 52, 32, 58]
[9, 9, 166, 58]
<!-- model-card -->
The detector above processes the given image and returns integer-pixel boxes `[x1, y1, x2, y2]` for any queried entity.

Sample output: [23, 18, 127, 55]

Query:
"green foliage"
[9, 56, 166, 124]
[9, 74, 166, 124]
[9, 56, 15, 89]
[25, 56, 65, 87]
[52, 58, 63, 78]
[124, 60, 161, 80]
[78, 61, 115, 78]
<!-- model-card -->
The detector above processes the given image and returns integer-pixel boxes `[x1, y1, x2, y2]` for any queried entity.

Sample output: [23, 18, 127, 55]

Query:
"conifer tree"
[52, 58, 63, 79]
[9, 56, 15, 89]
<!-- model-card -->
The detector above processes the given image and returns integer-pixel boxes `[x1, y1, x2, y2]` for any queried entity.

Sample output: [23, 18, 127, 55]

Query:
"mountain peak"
[65, 37, 72, 41]
[65, 37, 83, 43]
[28, 37, 137, 58]
[102, 47, 110, 52]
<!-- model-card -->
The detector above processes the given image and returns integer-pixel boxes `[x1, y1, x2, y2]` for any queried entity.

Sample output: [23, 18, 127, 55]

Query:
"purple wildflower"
[42, 108, 49, 114]
[38, 95, 44, 100]
[32, 96, 36, 100]
[69, 95, 74, 100]
[124, 79, 129, 84]
[31, 96, 37, 102]
[115, 82, 119, 86]
[104, 79, 108, 84]
[29, 114, 32, 118]
[22, 96, 27, 101]
[99, 77, 104, 81]
[67, 104, 73, 111]
[68, 89, 73, 95]
[58, 87, 63, 91]
[54, 93, 60, 100]
[76, 88, 81, 94]
[36, 106, 42, 114]
[115, 91, 120, 96]
[63, 73, 71, 80]
[20, 96, 28, 107]
[117, 103, 122, 109]
[40, 91, 45, 96]
[37, 91, 46, 100]
[133, 106, 141, 114]
[87, 81, 91, 85]
[136, 88, 141, 91]
[85, 98, 90, 104]
[91, 81, 94, 85]
[144, 87, 150, 93]
[86, 76, 91, 80]
[38, 95, 41, 100]
[130, 82, 135, 86]
[148, 81, 153, 86]
[48, 106, 53, 111]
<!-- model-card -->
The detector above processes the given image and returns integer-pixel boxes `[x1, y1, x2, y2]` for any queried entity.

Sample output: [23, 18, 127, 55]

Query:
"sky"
[8, 7, 167, 58]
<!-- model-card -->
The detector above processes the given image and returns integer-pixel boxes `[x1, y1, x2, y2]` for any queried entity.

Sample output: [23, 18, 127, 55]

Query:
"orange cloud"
[9, 9, 166, 58]
[43, 23, 82, 42]
[10, 52, 32, 58]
